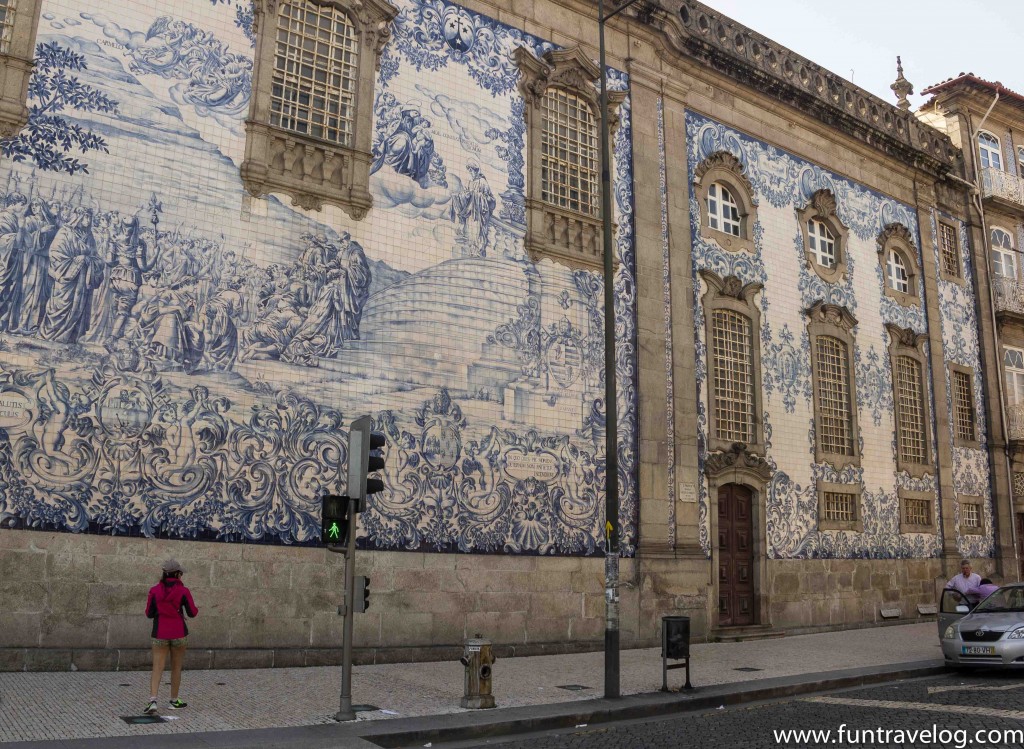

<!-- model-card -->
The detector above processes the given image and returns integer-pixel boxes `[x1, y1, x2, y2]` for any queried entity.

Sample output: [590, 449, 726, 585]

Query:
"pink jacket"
[145, 578, 199, 640]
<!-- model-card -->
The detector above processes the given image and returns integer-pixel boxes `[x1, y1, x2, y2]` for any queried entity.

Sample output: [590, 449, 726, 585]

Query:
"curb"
[360, 660, 948, 748]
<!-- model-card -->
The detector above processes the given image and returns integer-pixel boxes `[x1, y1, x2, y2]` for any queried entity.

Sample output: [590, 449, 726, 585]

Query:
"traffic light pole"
[335, 495, 358, 722]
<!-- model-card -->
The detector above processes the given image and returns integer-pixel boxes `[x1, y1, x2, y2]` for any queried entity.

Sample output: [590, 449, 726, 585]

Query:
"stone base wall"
[0, 529, 720, 670]
[766, 558, 958, 631]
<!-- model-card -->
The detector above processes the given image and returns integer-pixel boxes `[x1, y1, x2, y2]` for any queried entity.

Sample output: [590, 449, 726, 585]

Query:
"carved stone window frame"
[700, 269, 765, 454]
[798, 189, 849, 284]
[806, 301, 861, 469]
[938, 221, 964, 284]
[0, 0, 42, 138]
[515, 45, 624, 272]
[877, 223, 920, 307]
[887, 324, 932, 478]
[898, 489, 937, 534]
[694, 151, 759, 255]
[816, 480, 863, 533]
[241, 0, 398, 218]
[959, 495, 984, 536]
[949, 363, 980, 449]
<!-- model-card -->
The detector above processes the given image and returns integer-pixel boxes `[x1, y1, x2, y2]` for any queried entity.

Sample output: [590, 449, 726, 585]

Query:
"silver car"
[939, 584, 1024, 668]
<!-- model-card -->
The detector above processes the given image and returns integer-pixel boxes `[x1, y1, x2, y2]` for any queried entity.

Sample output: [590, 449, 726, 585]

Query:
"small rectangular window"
[823, 491, 857, 522]
[952, 369, 977, 443]
[961, 501, 981, 529]
[904, 497, 930, 526]
[939, 223, 960, 279]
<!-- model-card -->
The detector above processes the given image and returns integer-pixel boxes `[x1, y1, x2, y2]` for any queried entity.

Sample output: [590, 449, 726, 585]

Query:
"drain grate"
[733, 667, 763, 672]
[556, 684, 592, 691]
[121, 715, 167, 725]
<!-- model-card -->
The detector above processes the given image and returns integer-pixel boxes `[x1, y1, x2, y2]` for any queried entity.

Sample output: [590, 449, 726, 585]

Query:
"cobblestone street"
[455, 673, 1024, 749]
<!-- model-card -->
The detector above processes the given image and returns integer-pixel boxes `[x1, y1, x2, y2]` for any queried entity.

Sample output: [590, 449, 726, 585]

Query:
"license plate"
[962, 645, 996, 655]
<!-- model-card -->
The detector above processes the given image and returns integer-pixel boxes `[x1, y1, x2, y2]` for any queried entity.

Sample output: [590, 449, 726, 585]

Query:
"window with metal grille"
[979, 131, 1002, 170]
[0, 0, 16, 54]
[707, 183, 741, 237]
[939, 223, 960, 278]
[886, 249, 910, 293]
[270, 0, 359, 146]
[1005, 348, 1024, 408]
[807, 219, 837, 269]
[540, 87, 598, 215]
[823, 491, 857, 522]
[815, 335, 854, 455]
[1019, 146, 1024, 178]
[711, 309, 754, 443]
[962, 502, 980, 528]
[953, 370, 976, 442]
[904, 497, 931, 526]
[895, 355, 927, 464]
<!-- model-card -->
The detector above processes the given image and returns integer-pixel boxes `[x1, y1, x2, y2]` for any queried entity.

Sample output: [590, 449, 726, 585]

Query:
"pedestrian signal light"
[348, 415, 387, 511]
[321, 494, 350, 545]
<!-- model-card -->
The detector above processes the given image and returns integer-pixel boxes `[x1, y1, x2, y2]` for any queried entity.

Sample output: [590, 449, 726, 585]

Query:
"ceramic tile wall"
[684, 111, 991, 560]
[0, 0, 639, 556]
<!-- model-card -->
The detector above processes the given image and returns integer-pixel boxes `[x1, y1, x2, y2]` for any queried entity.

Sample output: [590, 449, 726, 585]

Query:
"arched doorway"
[718, 483, 755, 627]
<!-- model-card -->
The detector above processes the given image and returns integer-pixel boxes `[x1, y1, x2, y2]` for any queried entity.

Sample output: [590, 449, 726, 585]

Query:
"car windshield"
[975, 588, 1024, 613]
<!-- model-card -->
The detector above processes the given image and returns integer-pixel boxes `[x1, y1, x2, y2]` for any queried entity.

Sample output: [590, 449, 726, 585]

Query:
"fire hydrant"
[459, 634, 496, 709]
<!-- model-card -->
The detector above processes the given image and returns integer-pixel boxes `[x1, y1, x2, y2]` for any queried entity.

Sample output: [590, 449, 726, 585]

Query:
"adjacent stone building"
[0, 0, 1014, 670]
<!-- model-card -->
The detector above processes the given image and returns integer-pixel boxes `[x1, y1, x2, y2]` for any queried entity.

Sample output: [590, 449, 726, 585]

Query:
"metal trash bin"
[661, 615, 692, 691]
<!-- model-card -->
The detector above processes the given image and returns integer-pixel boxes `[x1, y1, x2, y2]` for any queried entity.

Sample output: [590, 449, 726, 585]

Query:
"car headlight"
[1007, 627, 1024, 640]
[944, 625, 958, 640]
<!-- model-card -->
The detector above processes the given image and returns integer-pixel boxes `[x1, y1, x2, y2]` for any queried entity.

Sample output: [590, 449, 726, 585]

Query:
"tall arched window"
[979, 131, 1002, 170]
[700, 270, 765, 454]
[887, 324, 932, 479]
[707, 183, 741, 236]
[540, 87, 599, 215]
[992, 227, 1016, 279]
[1018, 146, 1024, 177]
[271, 1, 359, 146]
[807, 301, 860, 469]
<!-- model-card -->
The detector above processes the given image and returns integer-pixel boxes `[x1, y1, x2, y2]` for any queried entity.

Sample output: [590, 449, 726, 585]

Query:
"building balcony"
[993, 276, 1024, 322]
[981, 167, 1024, 209]
[1008, 403, 1024, 442]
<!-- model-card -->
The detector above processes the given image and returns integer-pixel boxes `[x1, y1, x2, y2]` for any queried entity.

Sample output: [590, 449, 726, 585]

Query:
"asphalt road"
[438, 672, 1024, 749]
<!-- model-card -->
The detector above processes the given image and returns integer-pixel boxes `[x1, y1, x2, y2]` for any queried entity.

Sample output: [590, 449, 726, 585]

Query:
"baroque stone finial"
[891, 56, 914, 111]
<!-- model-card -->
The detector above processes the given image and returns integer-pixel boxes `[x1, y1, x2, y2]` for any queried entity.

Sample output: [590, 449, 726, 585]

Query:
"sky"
[700, 0, 1023, 111]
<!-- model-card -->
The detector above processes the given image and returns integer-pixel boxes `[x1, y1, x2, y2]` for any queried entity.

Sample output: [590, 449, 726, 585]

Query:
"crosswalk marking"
[927, 683, 1024, 695]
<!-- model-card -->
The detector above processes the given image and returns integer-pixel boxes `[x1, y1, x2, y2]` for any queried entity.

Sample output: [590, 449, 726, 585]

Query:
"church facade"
[0, 0, 1013, 669]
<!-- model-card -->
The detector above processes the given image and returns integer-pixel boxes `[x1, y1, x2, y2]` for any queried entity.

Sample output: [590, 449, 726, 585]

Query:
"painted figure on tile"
[15, 198, 59, 334]
[198, 277, 246, 371]
[107, 215, 160, 341]
[0, 194, 28, 331]
[450, 161, 495, 256]
[137, 278, 202, 371]
[337, 233, 371, 340]
[40, 208, 104, 344]
[239, 284, 304, 362]
[371, 99, 443, 189]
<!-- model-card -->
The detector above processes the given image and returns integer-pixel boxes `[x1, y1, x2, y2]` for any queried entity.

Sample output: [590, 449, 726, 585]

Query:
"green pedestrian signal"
[321, 495, 350, 545]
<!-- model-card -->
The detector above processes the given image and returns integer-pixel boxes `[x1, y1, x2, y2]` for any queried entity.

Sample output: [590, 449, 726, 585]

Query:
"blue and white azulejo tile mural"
[685, 112, 962, 560]
[0, 0, 639, 555]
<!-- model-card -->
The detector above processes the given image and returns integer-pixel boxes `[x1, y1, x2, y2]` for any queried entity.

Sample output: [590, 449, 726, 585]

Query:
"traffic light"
[354, 575, 370, 613]
[321, 494, 350, 545]
[348, 415, 387, 511]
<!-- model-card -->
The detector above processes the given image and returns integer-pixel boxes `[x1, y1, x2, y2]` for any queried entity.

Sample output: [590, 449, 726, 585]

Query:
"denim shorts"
[151, 637, 187, 648]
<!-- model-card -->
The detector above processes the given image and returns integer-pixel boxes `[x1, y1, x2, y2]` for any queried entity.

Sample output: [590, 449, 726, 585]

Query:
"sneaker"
[168, 699, 188, 710]
[143, 700, 158, 715]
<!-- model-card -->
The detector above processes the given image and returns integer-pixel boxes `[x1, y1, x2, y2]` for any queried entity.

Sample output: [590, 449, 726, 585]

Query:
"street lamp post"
[597, 0, 646, 701]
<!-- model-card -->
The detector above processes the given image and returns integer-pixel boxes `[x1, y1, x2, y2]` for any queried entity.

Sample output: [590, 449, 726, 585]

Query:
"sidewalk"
[0, 622, 945, 746]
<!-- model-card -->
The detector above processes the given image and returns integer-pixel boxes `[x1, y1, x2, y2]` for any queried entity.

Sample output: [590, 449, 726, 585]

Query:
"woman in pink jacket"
[144, 559, 199, 715]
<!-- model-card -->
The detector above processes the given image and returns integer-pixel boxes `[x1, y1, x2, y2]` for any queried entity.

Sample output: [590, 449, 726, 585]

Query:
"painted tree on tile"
[1, 42, 119, 175]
